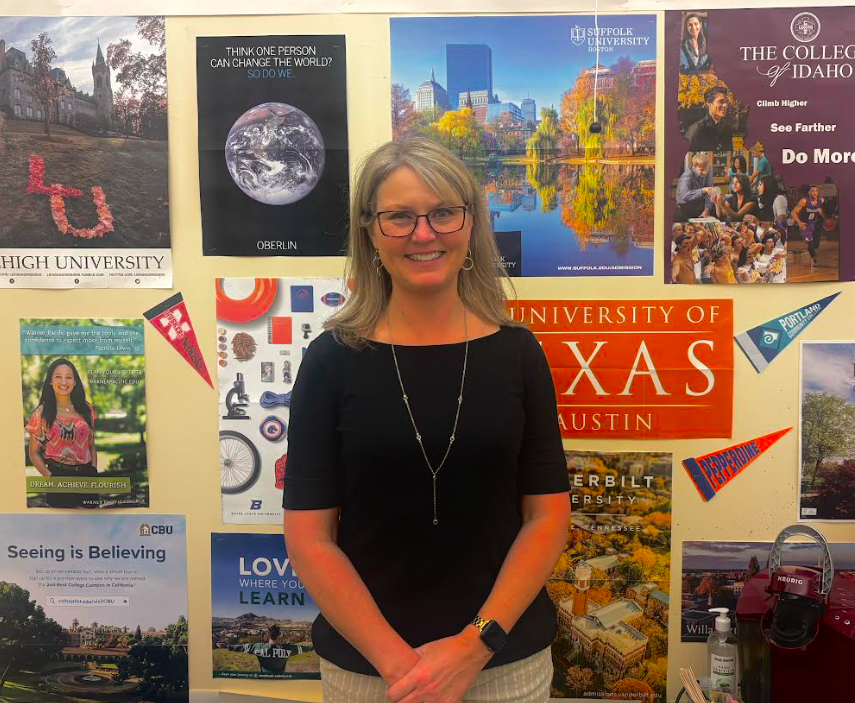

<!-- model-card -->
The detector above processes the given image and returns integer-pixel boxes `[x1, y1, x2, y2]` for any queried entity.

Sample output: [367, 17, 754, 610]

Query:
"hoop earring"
[461, 247, 474, 272]
[373, 249, 383, 275]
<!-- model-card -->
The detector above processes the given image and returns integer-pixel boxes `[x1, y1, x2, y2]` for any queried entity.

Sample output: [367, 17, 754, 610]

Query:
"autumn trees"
[30, 33, 67, 139]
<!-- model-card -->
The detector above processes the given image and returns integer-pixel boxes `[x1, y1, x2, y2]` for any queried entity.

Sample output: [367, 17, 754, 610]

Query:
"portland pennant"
[682, 428, 792, 501]
[735, 293, 840, 373]
[144, 292, 213, 387]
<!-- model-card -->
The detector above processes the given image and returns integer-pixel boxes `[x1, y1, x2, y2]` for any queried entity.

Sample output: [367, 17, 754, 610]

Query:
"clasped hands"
[383, 629, 493, 703]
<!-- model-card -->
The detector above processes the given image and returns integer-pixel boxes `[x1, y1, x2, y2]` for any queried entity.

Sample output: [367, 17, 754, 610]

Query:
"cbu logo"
[250, 500, 263, 510]
[141, 524, 173, 535]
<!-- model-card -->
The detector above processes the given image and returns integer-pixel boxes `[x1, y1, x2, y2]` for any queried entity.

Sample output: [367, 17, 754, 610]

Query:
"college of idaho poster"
[197, 35, 349, 257]
[0, 514, 188, 702]
[549, 451, 671, 701]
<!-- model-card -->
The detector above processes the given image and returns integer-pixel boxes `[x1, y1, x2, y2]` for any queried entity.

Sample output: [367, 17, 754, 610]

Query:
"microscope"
[222, 372, 250, 420]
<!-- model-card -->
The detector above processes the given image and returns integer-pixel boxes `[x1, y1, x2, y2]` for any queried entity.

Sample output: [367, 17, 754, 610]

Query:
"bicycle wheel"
[220, 430, 262, 494]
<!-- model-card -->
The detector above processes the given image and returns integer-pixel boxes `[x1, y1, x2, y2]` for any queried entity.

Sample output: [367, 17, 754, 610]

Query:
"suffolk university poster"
[197, 35, 349, 256]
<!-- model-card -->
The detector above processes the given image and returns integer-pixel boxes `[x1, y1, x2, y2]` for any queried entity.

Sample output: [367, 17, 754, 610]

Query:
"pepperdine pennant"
[682, 428, 792, 501]
[734, 293, 839, 373]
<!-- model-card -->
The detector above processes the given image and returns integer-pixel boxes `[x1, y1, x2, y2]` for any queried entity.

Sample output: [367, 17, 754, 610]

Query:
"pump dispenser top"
[709, 607, 731, 632]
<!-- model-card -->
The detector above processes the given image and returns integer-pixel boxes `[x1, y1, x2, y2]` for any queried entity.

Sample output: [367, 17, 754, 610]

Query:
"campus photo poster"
[391, 15, 656, 277]
[21, 318, 149, 509]
[211, 533, 319, 679]
[665, 7, 855, 285]
[0, 514, 188, 702]
[681, 540, 855, 642]
[508, 299, 734, 439]
[216, 278, 345, 524]
[799, 341, 855, 521]
[197, 35, 349, 256]
[0, 16, 171, 288]
[548, 451, 671, 701]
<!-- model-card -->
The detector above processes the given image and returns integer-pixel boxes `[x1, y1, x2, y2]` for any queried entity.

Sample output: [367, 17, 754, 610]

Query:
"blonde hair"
[326, 136, 519, 347]
[691, 153, 710, 168]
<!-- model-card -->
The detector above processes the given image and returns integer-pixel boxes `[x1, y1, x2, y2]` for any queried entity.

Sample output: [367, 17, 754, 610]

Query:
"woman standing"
[727, 154, 748, 182]
[283, 137, 570, 703]
[26, 358, 98, 508]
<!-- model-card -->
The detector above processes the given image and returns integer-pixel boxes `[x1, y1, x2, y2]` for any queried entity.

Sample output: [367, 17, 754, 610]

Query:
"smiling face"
[708, 93, 729, 121]
[370, 166, 471, 296]
[51, 364, 76, 399]
[686, 16, 702, 39]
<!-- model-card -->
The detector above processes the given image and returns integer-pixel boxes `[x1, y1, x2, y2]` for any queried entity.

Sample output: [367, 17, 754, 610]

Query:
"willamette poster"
[391, 15, 656, 277]
[508, 299, 734, 439]
[216, 278, 344, 524]
[211, 533, 319, 679]
[197, 35, 349, 256]
[799, 341, 855, 521]
[549, 451, 672, 701]
[681, 541, 855, 642]
[0, 16, 171, 288]
[0, 514, 188, 701]
[21, 319, 149, 509]
[665, 8, 855, 285]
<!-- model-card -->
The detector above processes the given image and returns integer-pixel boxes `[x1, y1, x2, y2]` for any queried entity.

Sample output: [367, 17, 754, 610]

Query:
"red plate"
[216, 278, 278, 323]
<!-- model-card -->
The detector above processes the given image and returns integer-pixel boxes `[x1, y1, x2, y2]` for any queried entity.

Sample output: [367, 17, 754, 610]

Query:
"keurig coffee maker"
[736, 525, 855, 702]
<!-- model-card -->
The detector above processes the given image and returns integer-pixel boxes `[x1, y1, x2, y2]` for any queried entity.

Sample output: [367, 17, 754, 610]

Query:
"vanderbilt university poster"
[0, 16, 172, 287]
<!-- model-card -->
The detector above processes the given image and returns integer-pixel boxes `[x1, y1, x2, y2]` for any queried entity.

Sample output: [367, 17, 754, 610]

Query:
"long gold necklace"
[389, 309, 468, 526]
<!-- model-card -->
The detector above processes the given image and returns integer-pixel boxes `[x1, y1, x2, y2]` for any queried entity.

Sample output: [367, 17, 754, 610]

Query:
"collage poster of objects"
[548, 451, 672, 701]
[0, 514, 188, 702]
[0, 16, 172, 288]
[216, 278, 345, 524]
[20, 318, 150, 510]
[197, 35, 349, 257]
[211, 533, 320, 679]
[391, 14, 656, 277]
[665, 7, 855, 285]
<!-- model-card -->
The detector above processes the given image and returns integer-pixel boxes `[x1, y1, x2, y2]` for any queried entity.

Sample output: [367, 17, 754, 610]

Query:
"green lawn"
[0, 119, 168, 248]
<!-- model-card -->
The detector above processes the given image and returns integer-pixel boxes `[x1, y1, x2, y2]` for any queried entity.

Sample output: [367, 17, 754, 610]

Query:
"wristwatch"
[471, 615, 508, 653]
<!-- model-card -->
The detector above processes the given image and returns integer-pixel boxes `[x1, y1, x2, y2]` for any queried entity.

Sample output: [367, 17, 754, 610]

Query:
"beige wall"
[0, 11, 851, 703]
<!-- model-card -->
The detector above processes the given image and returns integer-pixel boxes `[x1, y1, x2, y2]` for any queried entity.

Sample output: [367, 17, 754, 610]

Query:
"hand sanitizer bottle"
[707, 607, 738, 696]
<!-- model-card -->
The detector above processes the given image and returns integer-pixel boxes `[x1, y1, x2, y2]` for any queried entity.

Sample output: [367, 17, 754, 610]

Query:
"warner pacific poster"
[211, 533, 319, 679]
[21, 318, 149, 509]
[216, 278, 344, 524]
[799, 341, 855, 521]
[197, 35, 349, 256]
[391, 15, 656, 277]
[549, 451, 672, 701]
[0, 16, 171, 288]
[0, 514, 188, 701]
[508, 300, 734, 439]
[665, 8, 855, 285]
[681, 540, 855, 642]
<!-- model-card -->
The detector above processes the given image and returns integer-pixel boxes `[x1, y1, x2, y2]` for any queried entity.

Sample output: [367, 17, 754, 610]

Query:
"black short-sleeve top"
[283, 325, 569, 675]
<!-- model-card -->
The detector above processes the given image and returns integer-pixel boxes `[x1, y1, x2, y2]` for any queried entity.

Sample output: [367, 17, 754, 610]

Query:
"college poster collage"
[0, 6, 852, 703]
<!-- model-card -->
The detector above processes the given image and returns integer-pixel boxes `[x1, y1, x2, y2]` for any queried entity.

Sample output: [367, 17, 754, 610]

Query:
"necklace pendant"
[433, 518, 438, 526]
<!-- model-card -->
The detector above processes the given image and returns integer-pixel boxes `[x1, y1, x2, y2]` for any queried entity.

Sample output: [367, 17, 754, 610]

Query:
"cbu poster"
[0, 514, 188, 701]
[20, 318, 149, 509]
[211, 533, 319, 679]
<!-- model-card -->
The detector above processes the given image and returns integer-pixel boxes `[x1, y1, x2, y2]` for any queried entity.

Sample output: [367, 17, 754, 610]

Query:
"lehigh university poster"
[0, 16, 171, 288]
[549, 451, 672, 701]
[197, 35, 349, 256]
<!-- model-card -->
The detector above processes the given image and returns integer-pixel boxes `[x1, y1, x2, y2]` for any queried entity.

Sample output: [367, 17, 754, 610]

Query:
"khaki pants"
[319, 647, 552, 703]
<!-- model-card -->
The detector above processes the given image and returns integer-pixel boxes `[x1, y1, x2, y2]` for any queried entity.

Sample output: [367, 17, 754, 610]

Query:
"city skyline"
[391, 14, 656, 119]
[683, 540, 855, 571]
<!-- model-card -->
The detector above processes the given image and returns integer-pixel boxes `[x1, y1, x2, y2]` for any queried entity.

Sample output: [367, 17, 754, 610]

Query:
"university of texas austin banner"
[509, 300, 734, 439]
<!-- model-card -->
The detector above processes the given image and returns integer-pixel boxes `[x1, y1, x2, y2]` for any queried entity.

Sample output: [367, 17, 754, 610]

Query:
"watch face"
[481, 620, 508, 653]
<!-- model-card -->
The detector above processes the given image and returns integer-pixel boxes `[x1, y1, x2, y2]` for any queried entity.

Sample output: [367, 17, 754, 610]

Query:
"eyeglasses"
[374, 205, 468, 238]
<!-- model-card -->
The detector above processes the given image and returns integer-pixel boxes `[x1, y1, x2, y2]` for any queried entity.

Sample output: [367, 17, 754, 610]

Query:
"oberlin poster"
[391, 15, 656, 277]
[0, 16, 172, 288]
[681, 540, 855, 642]
[211, 533, 319, 679]
[799, 341, 855, 521]
[549, 451, 672, 701]
[197, 35, 349, 256]
[665, 7, 855, 285]
[508, 299, 734, 440]
[0, 514, 188, 701]
[20, 318, 149, 509]
[216, 278, 345, 524]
